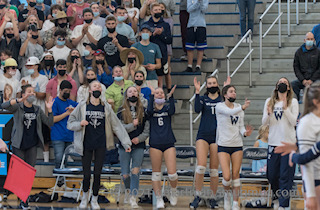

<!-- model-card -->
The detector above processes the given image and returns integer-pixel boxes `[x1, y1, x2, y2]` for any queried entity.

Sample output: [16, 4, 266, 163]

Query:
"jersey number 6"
[158, 117, 164, 126]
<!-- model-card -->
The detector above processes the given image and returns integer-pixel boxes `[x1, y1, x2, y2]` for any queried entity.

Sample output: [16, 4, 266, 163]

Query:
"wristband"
[15, 98, 18, 104]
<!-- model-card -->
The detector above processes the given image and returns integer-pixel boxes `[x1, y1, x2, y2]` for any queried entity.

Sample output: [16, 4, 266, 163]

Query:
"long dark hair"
[302, 81, 320, 117]
[204, 75, 220, 95]
[221, 85, 236, 101]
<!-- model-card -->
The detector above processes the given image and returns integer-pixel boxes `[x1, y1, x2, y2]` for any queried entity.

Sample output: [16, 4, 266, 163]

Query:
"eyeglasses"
[57, 37, 66, 41]
[6, 66, 16, 69]
[121, 88, 124, 95]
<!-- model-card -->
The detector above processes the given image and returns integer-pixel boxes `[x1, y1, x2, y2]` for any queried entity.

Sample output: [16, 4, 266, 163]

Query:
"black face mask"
[92, 90, 101, 98]
[161, 10, 165, 15]
[227, 97, 236, 103]
[0, 4, 6, 9]
[32, 35, 38, 39]
[87, 78, 96, 83]
[58, 70, 66, 76]
[154, 12, 162, 19]
[277, 83, 288, 93]
[44, 59, 54, 67]
[135, 80, 143, 86]
[84, 19, 92, 24]
[71, 55, 79, 63]
[58, 23, 67, 28]
[107, 27, 115, 33]
[128, 96, 138, 103]
[96, 60, 105, 65]
[128, 58, 136, 63]
[207, 86, 219, 94]
[29, 2, 36, 7]
[6, 33, 14, 39]
[62, 92, 70, 100]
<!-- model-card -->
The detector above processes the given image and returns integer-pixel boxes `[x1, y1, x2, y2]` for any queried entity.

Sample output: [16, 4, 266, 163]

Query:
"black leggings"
[82, 147, 106, 196]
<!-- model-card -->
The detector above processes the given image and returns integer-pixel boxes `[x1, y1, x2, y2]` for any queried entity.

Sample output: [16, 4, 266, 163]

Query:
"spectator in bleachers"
[77, 69, 107, 102]
[0, 49, 21, 80]
[71, 8, 102, 56]
[120, 46, 146, 81]
[39, 51, 57, 80]
[0, 17, 21, 64]
[91, 2, 105, 29]
[66, 49, 84, 88]
[97, 15, 130, 68]
[18, 0, 44, 31]
[117, 86, 149, 208]
[46, 59, 77, 101]
[35, 0, 50, 18]
[0, 58, 21, 101]
[66, 0, 90, 30]
[0, 0, 18, 27]
[92, 49, 113, 87]
[43, 10, 73, 49]
[122, 0, 139, 33]
[49, 29, 71, 62]
[179, 0, 188, 60]
[139, 0, 155, 23]
[2, 0, 19, 17]
[134, 70, 151, 102]
[116, 0, 141, 9]
[252, 125, 268, 172]
[158, 0, 175, 18]
[238, 0, 256, 42]
[106, 66, 134, 112]
[99, 0, 118, 17]
[184, 0, 208, 72]
[113, 6, 135, 44]
[292, 32, 320, 101]
[67, 80, 132, 210]
[132, 24, 162, 88]
[41, 4, 63, 33]
[82, 43, 97, 69]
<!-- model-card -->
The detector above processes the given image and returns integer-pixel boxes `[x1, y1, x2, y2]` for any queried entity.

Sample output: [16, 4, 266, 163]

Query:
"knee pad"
[233, 179, 241, 187]
[222, 178, 232, 187]
[209, 169, 219, 177]
[195, 165, 206, 174]
[168, 172, 178, 181]
[152, 172, 162, 181]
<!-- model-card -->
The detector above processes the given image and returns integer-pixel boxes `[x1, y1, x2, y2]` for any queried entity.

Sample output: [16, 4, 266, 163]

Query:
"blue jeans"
[118, 147, 144, 196]
[238, 0, 256, 36]
[52, 141, 72, 168]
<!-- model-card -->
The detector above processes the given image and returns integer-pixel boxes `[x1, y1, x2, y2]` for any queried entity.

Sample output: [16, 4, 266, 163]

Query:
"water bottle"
[299, 89, 304, 103]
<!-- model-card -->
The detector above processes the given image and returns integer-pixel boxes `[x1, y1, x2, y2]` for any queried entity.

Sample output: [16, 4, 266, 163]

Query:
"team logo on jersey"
[230, 115, 239, 125]
[274, 110, 283, 120]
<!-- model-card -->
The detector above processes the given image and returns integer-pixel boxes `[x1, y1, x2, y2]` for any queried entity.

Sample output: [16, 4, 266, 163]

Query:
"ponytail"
[302, 81, 320, 117]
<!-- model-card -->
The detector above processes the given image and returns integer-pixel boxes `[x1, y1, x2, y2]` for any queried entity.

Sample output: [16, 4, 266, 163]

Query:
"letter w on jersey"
[274, 110, 283, 121]
[230, 116, 239, 125]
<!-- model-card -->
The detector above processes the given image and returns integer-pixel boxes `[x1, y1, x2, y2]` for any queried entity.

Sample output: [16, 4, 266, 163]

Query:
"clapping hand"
[194, 77, 201, 94]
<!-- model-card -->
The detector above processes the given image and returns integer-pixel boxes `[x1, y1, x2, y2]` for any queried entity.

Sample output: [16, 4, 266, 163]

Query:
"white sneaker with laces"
[124, 189, 130, 204]
[90, 195, 100, 210]
[169, 188, 178, 206]
[232, 201, 240, 210]
[79, 192, 88, 209]
[223, 192, 231, 210]
[156, 197, 165, 209]
[273, 199, 279, 210]
[130, 196, 139, 209]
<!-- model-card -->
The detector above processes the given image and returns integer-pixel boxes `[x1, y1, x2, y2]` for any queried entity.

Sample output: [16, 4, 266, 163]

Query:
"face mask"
[154, 12, 162, 19]
[128, 57, 136, 63]
[52, 13, 57, 18]
[56, 40, 65, 46]
[36, 0, 43, 3]
[1, 61, 4, 66]
[71, 55, 79, 63]
[93, 11, 100, 17]
[0, 4, 6, 9]
[141, 33, 149, 40]
[58, 23, 67, 28]
[128, 96, 138, 103]
[155, 98, 165, 104]
[87, 78, 96, 83]
[161, 10, 165, 15]
[29, 2, 36, 7]
[62, 92, 70, 99]
[27, 69, 34, 75]
[9, 70, 16, 76]
[26, 95, 36, 103]
[96, 60, 105, 65]
[227, 97, 236, 103]
[58, 69, 66, 76]
[117, 16, 127, 22]
[124, 1, 130, 6]
[277, 83, 288, 93]
[84, 19, 92, 24]
[306, 40, 314, 47]
[107, 27, 116, 33]
[135, 80, 143, 86]
[76, 0, 84, 4]
[44, 59, 54, 66]
[92, 90, 101, 98]
[6, 33, 14, 39]
[32, 35, 38, 39]
[83, 50, 90, 57]
[207, 86, 219, 94]
[114, 76, 123, 82]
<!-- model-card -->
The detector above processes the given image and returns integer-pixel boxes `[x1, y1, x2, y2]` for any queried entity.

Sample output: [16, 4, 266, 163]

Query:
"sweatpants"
[267, 145, 295, 207]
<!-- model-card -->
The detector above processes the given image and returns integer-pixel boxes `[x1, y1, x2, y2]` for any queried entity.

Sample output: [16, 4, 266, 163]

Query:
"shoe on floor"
[273, 199, 279, 210]
[223, 192, 232, 210]
[206, 198, 219, 208]
[130, 196, 139, 209]
[169, 189, 178, 206]
[184, 66, 193, 72]
[190, 196, 202, 208]
[79, 192, 88, 209]
[91, 195, 100, 210]
[20, 201, 30, 210]
[232, 201, 240, 210]
[156, 197, 165, 209]
[195, 66, 201, 72]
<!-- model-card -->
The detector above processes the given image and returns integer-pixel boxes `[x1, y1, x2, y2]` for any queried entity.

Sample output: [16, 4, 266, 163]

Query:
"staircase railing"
[226, 29, 253, 87]
[259, 0, 283, 74]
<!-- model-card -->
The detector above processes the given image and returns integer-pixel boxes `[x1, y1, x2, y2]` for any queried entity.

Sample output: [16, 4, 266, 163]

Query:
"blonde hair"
[123, 52, 142, 79]
[66, 49, 84, 73]
[302, 81, 320, 117]
[256, 125, 269, 140]
[86, 80, 105, 105]
[267, 77, 294, 111]
[159, 2, 169, 18]
[120, 86, 144, 125]
[92, 56, 111, 75]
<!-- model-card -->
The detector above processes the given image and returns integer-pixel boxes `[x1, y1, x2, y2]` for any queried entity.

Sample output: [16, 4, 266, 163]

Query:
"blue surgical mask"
[83, 49, 90, 57]
[1, 61, 4, 66]
[36, 0, 44, 3]
[93, 11, 100, 17]
[27, 69, 34, 75]
[76, 0, 84, 4]
[154, 98, 166, 104]
[56, 40, 65, 46]
[114, 76, 123, 81]
[141, 33, 149, 40]
[52, 13, 56, 18]
[306, 40, 314, 47]
[117, 16, 126, 22]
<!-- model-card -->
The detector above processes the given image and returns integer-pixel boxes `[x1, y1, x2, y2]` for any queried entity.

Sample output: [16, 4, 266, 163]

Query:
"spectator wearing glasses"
[0, 58, 21, 102]
[0, 49, 21, 80]
[49, 29, 71, 62]
[39, 51, 57, 80]
[92, 49, 113, 88]
[105, 65, 134, 112]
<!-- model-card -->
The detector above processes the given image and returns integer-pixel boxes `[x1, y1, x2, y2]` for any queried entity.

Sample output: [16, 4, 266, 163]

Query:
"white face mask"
[9, 70, 16, 76]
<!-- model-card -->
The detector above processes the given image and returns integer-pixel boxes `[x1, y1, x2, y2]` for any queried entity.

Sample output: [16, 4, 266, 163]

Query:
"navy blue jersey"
[195, 94, 222, 140]
[147, 95, 176, 146]
[293, 141, 320, 165]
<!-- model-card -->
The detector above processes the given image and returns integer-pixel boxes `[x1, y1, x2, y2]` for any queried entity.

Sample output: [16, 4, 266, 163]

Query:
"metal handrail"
[226, 29, 253, 87]
[259, 0, 283, 74]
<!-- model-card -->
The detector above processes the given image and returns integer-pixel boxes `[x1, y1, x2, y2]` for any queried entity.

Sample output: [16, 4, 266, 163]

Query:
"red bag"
[4, 154, 36, 203]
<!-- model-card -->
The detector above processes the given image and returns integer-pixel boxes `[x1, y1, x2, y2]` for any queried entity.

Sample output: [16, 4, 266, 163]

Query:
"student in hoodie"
[144, 2, 172, 89]
[291, 32, 320, 101]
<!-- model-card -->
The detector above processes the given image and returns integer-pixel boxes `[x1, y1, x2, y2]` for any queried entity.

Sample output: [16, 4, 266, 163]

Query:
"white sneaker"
[130, 196, 139, 209]
[247, 38, 253, 43]
[223, 192, 231, 210]
[156, 197, 165, 209]
[90, 195, 100, 210]
[278, 207, 285, 210]
[169, 188, 178, 206]
[79, 192, 88, 209]
[242, 38, 247, 43]
[123, 189, 130, 204]
[48, 184, 72, 192]
[180, 54, 187, 61]
[273, 199, 279, 210]
[232, 201, 240, 210]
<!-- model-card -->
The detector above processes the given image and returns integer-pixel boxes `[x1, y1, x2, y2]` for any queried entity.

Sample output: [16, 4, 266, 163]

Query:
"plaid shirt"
[43, 27, 73, 44]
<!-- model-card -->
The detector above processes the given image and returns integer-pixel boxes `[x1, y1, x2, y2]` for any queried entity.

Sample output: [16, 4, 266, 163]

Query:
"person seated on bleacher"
[120, 46, 146, 81]
[292, 32, 320, 101]
[252, 125, 269, 173]
[0, 58, 21, 101]
[0, 49, 21, 80]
